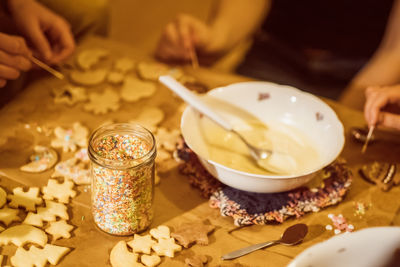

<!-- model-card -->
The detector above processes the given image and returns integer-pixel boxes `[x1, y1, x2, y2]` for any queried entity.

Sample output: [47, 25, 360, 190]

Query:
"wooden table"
[1, 36, 400, 267]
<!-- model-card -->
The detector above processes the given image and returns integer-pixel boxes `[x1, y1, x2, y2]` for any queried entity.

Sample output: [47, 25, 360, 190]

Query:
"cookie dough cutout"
[185, 254, 208, 267]
[76, 48, 109, 70]
[11, 244, 70, 267]
[107, 71, 125, 85]
[110, 240, 144, 267]
[0, 206, 21, 226]
[127, 234, 156, 254]
[130, 107, 164, 132]
[51, 122, 88, 152]
[7, 187, 43, 211]
[24, 200, 69, 227]
[151, 237, 182, 258]
[114, 57, 135, 73]
[121, 76, 156, 102]
[0, 225, 47, 247]
[70, 69, 107, 86]
[156, 128, 180, 152]
[171, 221, 215, 248]
[150, 225, 170, 240]
[0, 187, 6, 208]
[84, 88, 120, 115]
[141, 254, 161, 267]
[52, 148, 90, 185]
[42, 179, 76, 204]
[53, 85, 88, 106]
[20, 146, 58, 173]
[45, 220, 74, 241]
[137, 62, 183, 81]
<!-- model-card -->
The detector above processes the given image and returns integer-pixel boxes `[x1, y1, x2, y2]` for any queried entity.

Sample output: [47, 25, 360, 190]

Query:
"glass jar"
[88, 123, 156, 235]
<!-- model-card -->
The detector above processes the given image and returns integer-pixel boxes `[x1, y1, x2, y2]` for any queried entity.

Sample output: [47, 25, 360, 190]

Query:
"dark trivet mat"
[176, 139, 352, 226]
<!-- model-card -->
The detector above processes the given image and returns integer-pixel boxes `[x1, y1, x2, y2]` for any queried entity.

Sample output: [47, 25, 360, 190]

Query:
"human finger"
[0, 50, 32, 71]
[24, 20, 52, 61]
[378, 111, 400, 130]
[175, 14, 196, 51]
[0, 78, 7, 88]
[364, 89, 380, 126]
[157, 23, 191, 61]
[0, 64, 20, 80]
[46, 18, 75, 63]
[0, 33, 31, 56]
[367, 92, 390, 126]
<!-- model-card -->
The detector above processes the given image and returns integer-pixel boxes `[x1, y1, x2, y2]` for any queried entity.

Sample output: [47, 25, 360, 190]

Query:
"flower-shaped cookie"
[51, 122, 88, 152]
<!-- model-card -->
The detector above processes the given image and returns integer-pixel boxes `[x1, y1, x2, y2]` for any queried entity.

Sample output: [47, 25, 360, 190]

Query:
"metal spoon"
[221, 223, 308, 260]
[159, 75, 272, 162]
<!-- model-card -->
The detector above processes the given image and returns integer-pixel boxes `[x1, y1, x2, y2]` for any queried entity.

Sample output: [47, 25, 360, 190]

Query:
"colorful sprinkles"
[326, 214, 354, 235]
[91, 134, 154, 235]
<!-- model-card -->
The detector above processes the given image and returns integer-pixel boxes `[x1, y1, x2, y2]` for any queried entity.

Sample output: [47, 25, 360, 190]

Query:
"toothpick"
[189, 47, 199, 69]
[361, 125, 375, 154]
[30, 56, 65, 80]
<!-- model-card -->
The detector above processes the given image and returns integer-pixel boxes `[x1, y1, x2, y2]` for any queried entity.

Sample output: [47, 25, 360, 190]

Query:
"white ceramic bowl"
[181, 81, 344, 193]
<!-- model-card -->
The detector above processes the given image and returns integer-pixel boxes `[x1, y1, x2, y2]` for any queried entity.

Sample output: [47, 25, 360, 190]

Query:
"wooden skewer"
[30, 56, 65, 80]
[361, 125, 375, 154]
[189, 47, 199, 69]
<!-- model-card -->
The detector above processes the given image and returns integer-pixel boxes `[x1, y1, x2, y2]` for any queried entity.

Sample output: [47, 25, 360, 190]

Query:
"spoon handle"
[159, 75, 233, 131]
[221, 240, 279, 260]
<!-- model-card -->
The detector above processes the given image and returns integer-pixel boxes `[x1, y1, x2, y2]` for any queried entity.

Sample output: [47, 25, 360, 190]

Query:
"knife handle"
[221, 240, 279, 260]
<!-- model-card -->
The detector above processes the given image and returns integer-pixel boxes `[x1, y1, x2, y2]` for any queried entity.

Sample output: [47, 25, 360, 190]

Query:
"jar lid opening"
[88, 123, 156, 169]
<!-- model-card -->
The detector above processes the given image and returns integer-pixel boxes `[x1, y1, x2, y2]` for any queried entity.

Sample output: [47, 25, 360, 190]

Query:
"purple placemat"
[176, 140, 352, 226]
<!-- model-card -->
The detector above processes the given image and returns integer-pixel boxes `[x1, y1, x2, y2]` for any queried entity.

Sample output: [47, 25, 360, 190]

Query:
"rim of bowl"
[180, 81, 345, 180]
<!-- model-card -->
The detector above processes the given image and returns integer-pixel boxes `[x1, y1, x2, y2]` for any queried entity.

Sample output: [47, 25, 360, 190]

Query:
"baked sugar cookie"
[20, 146, 58, 173]
[120, 76, 156, 102]
[70, 69, 107, 86]
[76, 48, 109, 70]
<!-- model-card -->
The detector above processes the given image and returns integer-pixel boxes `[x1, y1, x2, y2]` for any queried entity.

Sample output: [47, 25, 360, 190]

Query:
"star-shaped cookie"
[171, 221, 215, 248]
[0, 206, 21, 226]
[151, 237, 181, 258]
[127, 234, 156, 254]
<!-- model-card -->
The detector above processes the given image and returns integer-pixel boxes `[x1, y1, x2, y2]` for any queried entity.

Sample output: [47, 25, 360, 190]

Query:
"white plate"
[288, 227, 400, 267]
[181, 81, 344, 193]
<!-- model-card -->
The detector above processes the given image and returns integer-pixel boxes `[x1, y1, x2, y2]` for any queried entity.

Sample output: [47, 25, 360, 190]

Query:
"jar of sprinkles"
[88, 123, 156, 235]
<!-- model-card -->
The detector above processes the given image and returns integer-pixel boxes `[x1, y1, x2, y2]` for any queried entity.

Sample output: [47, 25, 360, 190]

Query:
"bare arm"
[340, 0, 400, 109]
[205, 0, 271, 54]
[156, 0, 270, 63]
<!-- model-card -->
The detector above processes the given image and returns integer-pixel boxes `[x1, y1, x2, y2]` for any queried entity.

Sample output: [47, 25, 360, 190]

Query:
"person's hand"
[7, 0, 75, 64]
[155, 14, 214, 63]
[0, 33, 32, 88]
[364, 85, 400, 130]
